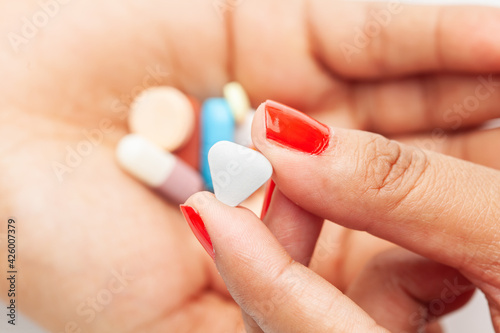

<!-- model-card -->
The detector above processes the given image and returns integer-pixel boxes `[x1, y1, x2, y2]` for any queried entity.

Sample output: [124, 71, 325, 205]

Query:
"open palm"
[1, 1, 500, 332]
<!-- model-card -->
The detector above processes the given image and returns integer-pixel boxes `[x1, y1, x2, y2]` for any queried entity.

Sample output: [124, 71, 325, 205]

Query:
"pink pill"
[116, 134, 203, 204]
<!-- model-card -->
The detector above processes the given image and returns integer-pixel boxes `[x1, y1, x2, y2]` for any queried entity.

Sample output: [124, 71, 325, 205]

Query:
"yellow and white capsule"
[223, 82, 250, 125]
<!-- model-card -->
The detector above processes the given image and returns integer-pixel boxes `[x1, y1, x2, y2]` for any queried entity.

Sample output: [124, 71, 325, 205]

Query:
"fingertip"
[183, 191, 217, 213]
[260, 179, 276, 220]
[179, 194, 216, 261]
[251, 101, 269, 152]
[183, 191, 271, 262]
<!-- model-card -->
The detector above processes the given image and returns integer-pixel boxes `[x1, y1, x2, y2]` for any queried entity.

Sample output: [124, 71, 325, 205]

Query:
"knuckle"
[357, 135, 430, 209]
[242, 259, 305, 322]
[271, 260, 306, 299]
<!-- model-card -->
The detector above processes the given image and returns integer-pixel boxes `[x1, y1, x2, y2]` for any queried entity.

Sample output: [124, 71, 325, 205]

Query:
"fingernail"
[180, 205, 215, 260]
[260, 179, 276, 220]
[265, 100, 330, 155]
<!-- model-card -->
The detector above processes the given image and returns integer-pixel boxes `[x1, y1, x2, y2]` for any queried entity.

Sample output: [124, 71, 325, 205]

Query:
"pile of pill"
[116, 82, 272, 207]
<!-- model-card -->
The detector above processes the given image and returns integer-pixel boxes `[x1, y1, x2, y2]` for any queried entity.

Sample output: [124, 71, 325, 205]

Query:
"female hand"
[1, 1, 500, 332]
[182, 100, 499, 332]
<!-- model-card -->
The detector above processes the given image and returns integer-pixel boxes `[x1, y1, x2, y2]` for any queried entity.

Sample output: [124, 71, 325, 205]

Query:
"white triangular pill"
[208, 141, 273, 207]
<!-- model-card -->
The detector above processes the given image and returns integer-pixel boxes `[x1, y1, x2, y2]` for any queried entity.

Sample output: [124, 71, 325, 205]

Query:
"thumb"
[181, 192, 387, 333]
[251, 100, 500, 292]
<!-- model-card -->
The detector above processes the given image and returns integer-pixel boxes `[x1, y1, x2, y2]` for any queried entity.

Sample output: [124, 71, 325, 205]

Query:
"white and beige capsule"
[116, 134, 203, 205]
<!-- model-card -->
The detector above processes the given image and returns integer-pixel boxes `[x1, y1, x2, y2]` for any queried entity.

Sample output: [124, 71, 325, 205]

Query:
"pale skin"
[0, 0, 500, 332]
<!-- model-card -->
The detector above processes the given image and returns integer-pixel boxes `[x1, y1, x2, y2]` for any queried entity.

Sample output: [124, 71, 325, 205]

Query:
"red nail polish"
[180, 205, 215, 260]
[265, 100, 330, 155]
[260, 179, 276, 220]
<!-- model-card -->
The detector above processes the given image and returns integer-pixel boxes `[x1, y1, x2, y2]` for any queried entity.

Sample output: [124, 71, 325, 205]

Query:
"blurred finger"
[352, 74, 500, 134]
[397, 127, 500, 170]
[347, 248, 474, 332]
[308, 2, 500, 77]
[310, 227, 395, 292]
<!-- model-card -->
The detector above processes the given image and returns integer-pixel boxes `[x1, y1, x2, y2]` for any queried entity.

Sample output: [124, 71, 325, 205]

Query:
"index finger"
[183, 192, 387, 333]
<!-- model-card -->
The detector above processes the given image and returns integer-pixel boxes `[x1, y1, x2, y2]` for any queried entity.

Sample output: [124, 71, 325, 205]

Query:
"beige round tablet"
[128, 87, 195, 152]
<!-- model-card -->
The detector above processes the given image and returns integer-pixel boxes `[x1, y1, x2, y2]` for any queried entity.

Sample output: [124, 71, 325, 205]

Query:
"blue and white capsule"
[200, 98, 235, 191]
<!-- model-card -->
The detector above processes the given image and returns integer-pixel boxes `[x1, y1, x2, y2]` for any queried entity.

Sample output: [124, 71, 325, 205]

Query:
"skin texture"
[0, 0, 500, 332]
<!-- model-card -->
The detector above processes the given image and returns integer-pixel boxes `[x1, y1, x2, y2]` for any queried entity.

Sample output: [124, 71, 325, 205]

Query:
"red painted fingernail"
[260, 179, 276, 220]
[180, 205, 215, 260]
[265, 100, 330, 155]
